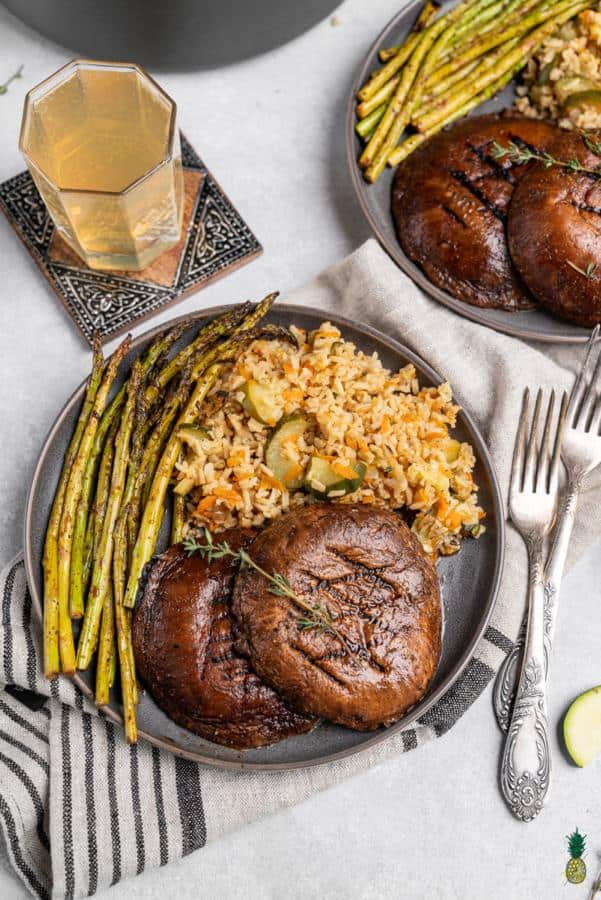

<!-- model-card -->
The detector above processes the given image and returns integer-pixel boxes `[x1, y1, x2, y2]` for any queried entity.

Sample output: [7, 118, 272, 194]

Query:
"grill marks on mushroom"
[508, 131, 601, 327]
[132, 529, 317, 750]
[232, 504, 442, 732]
[391, 114, 561, 311]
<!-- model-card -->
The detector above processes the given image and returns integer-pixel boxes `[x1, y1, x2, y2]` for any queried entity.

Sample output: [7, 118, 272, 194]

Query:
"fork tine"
[510, 389, 529, 495]
[590, 395, 601, 436]
[524, 389, 542, 492]
[536, 390, 554, 492]
[578, 343, 601, 430]
[549, 391, 568, 492]
[569, 325, 600, 426]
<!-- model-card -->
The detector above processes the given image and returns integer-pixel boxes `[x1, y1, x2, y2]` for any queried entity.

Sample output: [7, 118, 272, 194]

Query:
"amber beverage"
[20, 60, 183, 271]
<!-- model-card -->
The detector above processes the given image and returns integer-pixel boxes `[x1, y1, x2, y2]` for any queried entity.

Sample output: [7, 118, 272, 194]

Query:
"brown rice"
[176, 322, 485, 557]
[515, 7, 601, 130]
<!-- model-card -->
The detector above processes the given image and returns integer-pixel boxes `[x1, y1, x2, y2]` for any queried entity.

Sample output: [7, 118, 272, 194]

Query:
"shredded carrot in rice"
[213, 486, 242, 504]
[227, 449, 246, 467]
[283, 387, 303, 404]
[446, 510, 463, 530]
[176, 321, 484, 556]
[332, 461, 360, 480]
[284, 463, 303, 482]
[195, 495, 217, 514]
[260, 472, 284, 491]
[435, 496, 449, 520]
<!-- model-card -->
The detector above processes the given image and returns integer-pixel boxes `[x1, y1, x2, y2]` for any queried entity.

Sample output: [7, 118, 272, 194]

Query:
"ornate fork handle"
[500, 538, 550, 821]
[494, 476, 581, 732]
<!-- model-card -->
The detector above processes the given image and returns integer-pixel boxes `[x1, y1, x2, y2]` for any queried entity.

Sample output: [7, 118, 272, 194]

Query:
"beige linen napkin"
[1, 239, 600, 899]
[202, 238, 601, 835]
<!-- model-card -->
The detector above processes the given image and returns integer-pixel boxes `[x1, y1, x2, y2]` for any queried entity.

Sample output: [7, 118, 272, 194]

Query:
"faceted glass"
[20, 60, 183, 271]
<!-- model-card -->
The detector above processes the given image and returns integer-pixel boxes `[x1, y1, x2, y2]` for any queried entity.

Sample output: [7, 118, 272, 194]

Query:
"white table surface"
[1, 1, 601, 897]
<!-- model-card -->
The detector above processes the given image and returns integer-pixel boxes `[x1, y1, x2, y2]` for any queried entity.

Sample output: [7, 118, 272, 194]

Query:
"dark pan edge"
[23, 302, 505, 770]
[345, 0, 590, 345]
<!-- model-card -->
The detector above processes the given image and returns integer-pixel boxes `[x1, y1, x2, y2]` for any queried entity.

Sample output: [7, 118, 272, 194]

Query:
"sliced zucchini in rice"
[444, 438, 461, 463]
[463, 522, 484, 538]
[264, 414, 309, 490]
[241, 379, 282, 426]
[178, 424, 212, 449]
[537, 54, 558, 86]
[173, 476, 196, 497]
[562, 89, 601, 115]
[304, 456, 366, 498]
[555, 76, 600, 105]
[178, 424, 212, 441]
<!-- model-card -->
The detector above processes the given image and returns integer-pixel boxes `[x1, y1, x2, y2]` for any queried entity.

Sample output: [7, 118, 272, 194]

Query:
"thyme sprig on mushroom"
[567, 260, 598, 279]
[581, 133, 601, 158]
[490, 139, 601, 281]
[490, 140, 601, 178]
[183, 528, 354, 655]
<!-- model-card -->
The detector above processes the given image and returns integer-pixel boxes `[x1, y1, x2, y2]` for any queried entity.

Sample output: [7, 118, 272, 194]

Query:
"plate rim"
[23, 302, 506, 770]
[345, 0, 590, 345]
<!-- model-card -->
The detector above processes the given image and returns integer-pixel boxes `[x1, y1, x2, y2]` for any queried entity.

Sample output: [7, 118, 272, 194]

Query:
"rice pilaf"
[515, 7, 601, 130]
[176, 322, 485, 557]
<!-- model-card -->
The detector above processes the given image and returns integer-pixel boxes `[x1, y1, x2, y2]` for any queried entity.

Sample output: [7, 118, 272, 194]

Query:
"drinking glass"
[20, 59, 184, 271]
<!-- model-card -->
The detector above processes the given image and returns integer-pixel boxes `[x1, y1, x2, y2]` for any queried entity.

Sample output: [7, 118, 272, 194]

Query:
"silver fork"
[500, 389, 567, 822]
[494, 326, 601, 732]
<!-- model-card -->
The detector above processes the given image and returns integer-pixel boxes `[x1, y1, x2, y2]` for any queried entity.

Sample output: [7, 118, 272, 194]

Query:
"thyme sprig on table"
[0, 65, 23, 96]
[183, 528, 354, 655]
[567, 260, 598, 279]
[490, 140, 601, 178]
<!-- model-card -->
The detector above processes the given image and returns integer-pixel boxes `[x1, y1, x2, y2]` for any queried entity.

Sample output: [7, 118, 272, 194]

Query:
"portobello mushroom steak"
[391, 114, 561, 311]
[508, 130, 601, 327]
[132, 528, 317, 749]
[232, 503, 441, 731]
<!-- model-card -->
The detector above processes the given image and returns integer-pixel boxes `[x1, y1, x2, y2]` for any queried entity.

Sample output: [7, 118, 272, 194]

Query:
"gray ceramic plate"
[346, 0, 590, 344]
[24, 304, 504, 770]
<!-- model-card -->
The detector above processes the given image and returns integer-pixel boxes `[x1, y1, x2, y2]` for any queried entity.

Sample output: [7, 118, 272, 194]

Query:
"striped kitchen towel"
[2, 240, 600, 899]
[0, 557, 207, 900]
[0, 552, 505, 900]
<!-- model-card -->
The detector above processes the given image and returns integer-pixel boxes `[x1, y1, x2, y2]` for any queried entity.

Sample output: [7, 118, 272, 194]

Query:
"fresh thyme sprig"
[581, 132, 601, 158]
[183, 528, 354, 655]
[0, 65, 23, 96]
[490, 140, 601, 178]
[567, 260, 598, 279]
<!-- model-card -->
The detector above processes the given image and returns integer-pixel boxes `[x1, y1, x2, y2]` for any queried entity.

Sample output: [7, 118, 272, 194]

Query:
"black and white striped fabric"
[1, 557, 206, 899]
[2, 240, 600, 899]
[0, 554, 507, 900]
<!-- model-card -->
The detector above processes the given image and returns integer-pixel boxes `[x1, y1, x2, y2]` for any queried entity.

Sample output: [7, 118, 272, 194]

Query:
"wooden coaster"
[0, 134, 262, 346]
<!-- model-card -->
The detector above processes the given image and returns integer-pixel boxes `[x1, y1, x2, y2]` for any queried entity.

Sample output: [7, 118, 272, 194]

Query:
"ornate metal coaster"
[0, 134, 262, 346]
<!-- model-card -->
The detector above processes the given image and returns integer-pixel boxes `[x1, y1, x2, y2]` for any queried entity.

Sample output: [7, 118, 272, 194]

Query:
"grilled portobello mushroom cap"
[508, 130, 601, 327]
[132, 528, 317, 750]
[232, 504, 441, 731]
[391, 114, 561, 311]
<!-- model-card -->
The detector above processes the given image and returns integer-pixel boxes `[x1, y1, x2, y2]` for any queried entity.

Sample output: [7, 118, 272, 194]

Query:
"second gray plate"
[24, 304, 504, 769]
[346, 0, 590, 344]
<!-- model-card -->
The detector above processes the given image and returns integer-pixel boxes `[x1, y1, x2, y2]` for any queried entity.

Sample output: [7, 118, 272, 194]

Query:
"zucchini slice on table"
[304, 456, 366, 498]
[264, 414, 309, 490]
